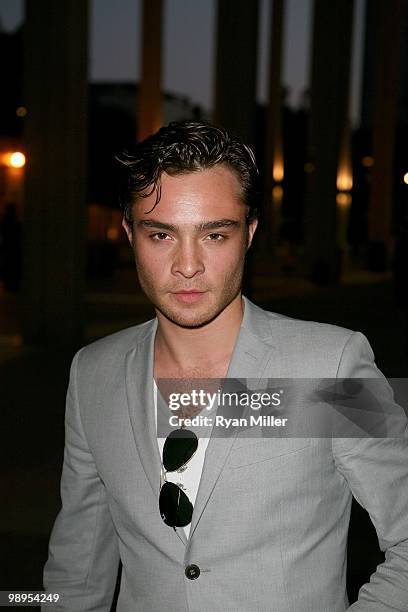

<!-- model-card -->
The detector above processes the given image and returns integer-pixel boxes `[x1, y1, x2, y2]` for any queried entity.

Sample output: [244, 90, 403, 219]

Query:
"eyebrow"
[137, 219, 241, 232]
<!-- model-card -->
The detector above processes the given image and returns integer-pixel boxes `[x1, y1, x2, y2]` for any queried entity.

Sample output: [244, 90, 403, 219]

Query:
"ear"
[246, 218, 258, 250]
[122, 218, 133, 245]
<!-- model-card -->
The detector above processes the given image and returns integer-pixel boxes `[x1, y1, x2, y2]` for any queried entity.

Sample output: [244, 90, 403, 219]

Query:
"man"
[43, 121, 408, 611]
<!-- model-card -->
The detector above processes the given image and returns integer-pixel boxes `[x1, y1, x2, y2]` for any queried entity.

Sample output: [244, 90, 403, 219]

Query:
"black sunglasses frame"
[159, 428, 198, 528]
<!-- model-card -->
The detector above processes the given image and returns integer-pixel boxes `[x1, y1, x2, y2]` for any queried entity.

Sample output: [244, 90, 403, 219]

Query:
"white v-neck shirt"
[154, 380, 211, 538]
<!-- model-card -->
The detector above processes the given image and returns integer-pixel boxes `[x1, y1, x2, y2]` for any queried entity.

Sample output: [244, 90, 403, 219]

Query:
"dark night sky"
[0, 0, 365, 122]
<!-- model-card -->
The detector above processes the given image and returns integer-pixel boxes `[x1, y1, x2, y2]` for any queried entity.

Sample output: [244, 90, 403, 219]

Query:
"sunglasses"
[159, 428, 198, 527]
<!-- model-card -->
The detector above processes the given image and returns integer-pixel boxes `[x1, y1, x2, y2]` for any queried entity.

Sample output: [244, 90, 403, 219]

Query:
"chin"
[159, 306, 220, 329]
[152, 294, 221, 329]
[158, 290, 241, 329]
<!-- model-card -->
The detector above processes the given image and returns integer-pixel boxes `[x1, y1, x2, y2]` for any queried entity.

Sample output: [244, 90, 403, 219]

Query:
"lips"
[172, 290, 206, 303]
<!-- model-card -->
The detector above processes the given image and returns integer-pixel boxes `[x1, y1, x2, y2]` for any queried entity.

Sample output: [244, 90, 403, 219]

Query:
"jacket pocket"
[228, 438, 312, 468]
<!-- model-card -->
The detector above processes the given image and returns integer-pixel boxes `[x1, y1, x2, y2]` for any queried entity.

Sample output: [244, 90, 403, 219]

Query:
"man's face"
[122, 165, 257, 328]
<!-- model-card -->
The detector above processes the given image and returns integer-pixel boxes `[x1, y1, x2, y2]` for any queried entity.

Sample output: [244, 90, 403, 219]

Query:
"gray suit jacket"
[43, 297, 408, 611]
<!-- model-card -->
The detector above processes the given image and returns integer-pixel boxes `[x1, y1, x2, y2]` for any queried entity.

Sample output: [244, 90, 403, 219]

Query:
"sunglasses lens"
[159, 482, 194, 527]
[162, 428, 198, 472]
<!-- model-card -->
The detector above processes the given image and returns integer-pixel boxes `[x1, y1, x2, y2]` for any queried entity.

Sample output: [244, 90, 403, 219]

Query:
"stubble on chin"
[142, 288, 216, 329]
[153, 275, 243, 329]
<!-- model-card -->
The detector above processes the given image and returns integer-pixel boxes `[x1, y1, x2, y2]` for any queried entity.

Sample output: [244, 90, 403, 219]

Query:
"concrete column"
[304, 0, 354, 284]
[138, 0, 163, 141]
[22, 0, 87, 345]
[214, 0, 259, 145]
[367, 0, 405, 270]
[264, 0, 285, 244]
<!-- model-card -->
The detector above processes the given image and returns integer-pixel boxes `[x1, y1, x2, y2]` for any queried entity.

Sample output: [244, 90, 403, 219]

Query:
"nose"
[171, 239, 205, 279]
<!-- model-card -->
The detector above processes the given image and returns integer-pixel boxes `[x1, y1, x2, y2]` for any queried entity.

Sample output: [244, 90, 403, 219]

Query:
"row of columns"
[136, 0, 407, 282]
[22, 0, 404, 344]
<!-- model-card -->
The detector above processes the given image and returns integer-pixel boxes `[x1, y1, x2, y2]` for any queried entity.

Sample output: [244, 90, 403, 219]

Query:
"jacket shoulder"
[246, 298, 355, 345]
[74, 318, 156, 372]
[243, 298, 365, 376]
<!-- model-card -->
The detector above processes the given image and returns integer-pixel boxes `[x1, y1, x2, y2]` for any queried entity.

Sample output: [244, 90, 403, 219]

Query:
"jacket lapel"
[125, 320, 161, 499]
[188, 297, 276, 539]
[125, 319, 188, 546]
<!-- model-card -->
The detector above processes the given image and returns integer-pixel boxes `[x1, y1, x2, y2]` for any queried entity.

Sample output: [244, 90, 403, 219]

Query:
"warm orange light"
[272, 185, 283, 200]
[336, 192, 352, 207]
[273, 161, 284, 183]
[362, 156, 374, 168]
[8, 152, 26, 168]
[403, 172, 408, 185]
[107, 226, 119, 241]
[336, 170, 353, 192]
[16, 106, 27, 117]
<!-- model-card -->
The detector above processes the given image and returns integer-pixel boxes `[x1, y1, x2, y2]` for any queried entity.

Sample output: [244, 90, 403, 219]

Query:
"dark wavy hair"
[116, 121, 261, 226]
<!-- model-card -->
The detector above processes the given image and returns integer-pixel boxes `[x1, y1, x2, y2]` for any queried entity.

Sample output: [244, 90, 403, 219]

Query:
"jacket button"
[185, 564, 200, 579]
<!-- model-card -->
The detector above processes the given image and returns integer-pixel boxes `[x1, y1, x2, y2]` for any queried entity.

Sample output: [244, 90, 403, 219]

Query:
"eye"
[150, 232, 172, 241]
[206, 233, 226, 241]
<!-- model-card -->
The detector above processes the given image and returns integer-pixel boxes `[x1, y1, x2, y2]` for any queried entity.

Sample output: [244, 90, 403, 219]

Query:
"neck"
[154, 294, 244, 373]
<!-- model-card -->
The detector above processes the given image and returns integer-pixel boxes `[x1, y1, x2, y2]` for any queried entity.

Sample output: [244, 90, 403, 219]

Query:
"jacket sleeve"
[42, 349, 120, 612]
[332, 332, 408, 611]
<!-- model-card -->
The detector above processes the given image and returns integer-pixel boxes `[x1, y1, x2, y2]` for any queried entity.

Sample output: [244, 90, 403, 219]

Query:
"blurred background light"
[8, 151, 26, 168]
